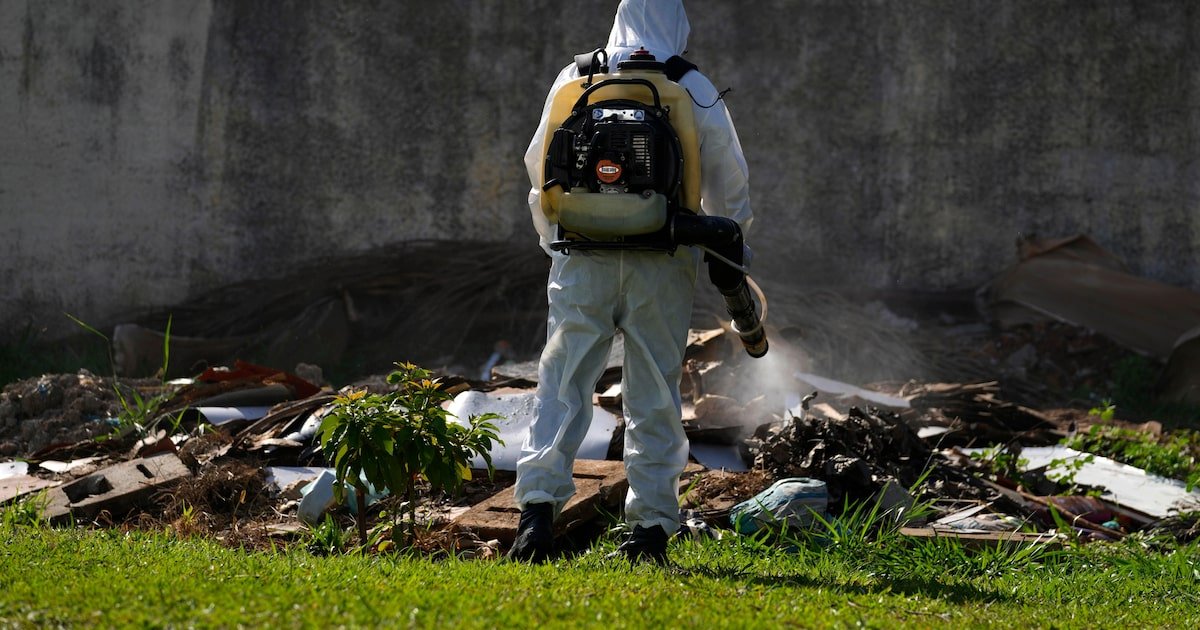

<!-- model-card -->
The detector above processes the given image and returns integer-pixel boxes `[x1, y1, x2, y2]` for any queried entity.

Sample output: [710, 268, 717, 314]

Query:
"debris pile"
[0, 371, 129, 456]
[901, 381, 1059, 446]
[2, 234, 1199, 553]
[750, 405, 930, 502]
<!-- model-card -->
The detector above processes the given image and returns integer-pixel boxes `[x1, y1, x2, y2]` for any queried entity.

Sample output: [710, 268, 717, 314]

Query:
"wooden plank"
[900, 527, 1060, 549]
[454, 460, 627, 544]
[0, 475, 60, 505]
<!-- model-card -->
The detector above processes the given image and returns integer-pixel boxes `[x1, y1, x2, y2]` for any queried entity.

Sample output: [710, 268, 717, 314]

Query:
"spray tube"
[671, 214, 769, 358]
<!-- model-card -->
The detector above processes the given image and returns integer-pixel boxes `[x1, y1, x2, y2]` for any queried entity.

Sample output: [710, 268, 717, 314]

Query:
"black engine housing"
[545, 99, 683, 201]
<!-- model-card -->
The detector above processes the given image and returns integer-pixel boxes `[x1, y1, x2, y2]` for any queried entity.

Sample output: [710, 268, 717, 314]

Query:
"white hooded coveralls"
[515, 0, 753, 534]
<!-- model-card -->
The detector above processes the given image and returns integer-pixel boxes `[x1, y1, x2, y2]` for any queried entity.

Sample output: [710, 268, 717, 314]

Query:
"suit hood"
[606, 0, 690, 61]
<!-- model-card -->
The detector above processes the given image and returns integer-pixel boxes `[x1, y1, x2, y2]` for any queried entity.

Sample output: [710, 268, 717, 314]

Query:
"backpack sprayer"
[540, 48, 768, 358]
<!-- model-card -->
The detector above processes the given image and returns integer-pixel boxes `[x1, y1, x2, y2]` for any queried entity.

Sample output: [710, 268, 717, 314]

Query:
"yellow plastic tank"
[539, 65, 701, 225]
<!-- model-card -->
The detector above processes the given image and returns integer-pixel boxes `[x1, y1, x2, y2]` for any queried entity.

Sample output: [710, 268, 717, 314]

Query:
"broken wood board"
[900, 527, 1060, 550]
[986, 234, 1200, 359]
[43, 453, 192, 524]
[596, 383, 622, 407]
[454, 460, 627, 544]
[453, 462, 703, 544]
[0, 475, 60, 504]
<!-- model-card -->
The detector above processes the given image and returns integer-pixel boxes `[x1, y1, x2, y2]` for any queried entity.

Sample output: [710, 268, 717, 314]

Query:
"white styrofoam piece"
[194, 406, 274, 426]
[265, 466, 330, 493]
[38, 457, 102, 474]
[447, 390, 618, 471]
[966, 445, 1200, 518]
[0, 461, 29, 479]
[793, 372, 910, 409]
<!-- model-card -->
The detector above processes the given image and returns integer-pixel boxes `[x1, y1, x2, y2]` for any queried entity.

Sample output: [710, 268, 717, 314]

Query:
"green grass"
[1, 526, 1197, 628]
[1066, 424, 1200, 490]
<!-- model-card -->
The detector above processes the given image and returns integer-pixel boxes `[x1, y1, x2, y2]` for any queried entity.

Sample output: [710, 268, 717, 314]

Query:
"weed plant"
[1110, 356, 1159, 410]
[66, 313, 183, 440]
[801, 493, 1048, 582]
[306, 514, 350, 556]
[0, 491, 49, 531]
[1066, 424, 1200, 490]
[969, 444, 1029, 480]
[1094, 356, 1200, 428]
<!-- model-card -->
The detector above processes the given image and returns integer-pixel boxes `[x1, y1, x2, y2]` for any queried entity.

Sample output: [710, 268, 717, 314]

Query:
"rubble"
[748, 404, 943, 504]
[901, 381, 1061, 446]
[0, 370, 130, 455]
[3, 244, 1198, 555]
[43, 453, 192, 525]
[679, 468, 773, 515]
[0, 462, 60, 503]
[963, 445, 1200, 519]
[2, 330, 1193, 554]
[898, 527, 1059, 549]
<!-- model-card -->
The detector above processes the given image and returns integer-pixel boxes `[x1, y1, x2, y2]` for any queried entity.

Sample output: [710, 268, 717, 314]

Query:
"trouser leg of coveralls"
[618, 250, 697, 534]
[515, 252, 618, 515]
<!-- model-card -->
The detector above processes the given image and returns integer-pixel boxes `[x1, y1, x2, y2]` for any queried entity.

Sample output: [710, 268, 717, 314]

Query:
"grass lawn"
[2, 526, 1198, 628]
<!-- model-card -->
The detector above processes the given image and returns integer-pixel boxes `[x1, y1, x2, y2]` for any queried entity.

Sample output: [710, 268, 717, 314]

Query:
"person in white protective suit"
[510, 0, 753, 564]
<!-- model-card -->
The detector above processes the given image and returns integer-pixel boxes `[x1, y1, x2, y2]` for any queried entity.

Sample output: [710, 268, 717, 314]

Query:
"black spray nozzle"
[721, 279, 768, 358]
[670, 213, 768, 358]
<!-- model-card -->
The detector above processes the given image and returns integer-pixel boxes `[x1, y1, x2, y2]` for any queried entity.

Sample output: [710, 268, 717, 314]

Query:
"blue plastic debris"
[730, 477, 828, 535]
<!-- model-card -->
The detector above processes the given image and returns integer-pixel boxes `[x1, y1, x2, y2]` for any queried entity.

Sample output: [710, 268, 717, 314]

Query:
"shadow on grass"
[671, 562, 1009, 605]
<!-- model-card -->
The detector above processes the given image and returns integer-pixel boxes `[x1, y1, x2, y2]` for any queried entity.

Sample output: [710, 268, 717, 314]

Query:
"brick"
[43, 453, 191, 524]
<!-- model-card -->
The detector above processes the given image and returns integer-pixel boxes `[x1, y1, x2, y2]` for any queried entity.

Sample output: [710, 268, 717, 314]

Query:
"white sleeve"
[679, 71, 754, 235]
[525, 64, 578, 255]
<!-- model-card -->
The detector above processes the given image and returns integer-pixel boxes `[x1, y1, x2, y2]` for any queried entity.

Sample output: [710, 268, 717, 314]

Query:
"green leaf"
[318, 416, 338, 446]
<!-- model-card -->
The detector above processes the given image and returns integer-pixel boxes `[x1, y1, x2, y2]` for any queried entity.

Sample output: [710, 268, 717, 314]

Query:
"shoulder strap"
[575, 49, 604, 77]
[575, 49, 698, 83]
[665, 55, 698, 82]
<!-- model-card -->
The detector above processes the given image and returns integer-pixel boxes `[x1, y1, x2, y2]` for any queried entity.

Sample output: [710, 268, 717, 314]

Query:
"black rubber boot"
[507, 502, 554, 563]
[610, 524, 669, 565]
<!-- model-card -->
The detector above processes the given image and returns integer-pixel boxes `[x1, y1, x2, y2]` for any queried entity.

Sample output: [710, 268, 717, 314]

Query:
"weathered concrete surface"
[2, 1, 1198, 342]
[711, 0, 1200, 291]
[1, 1, 216, 339]
[43, 452, 191, 524]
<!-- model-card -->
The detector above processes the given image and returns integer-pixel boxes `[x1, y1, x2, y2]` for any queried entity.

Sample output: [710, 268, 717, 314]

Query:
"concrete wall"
[724, 0, 1200, 289]
[2, 1, 1198, 342]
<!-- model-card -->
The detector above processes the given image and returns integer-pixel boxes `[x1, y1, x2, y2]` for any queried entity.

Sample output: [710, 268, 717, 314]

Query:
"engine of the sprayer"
[546, 100, 683, 201]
